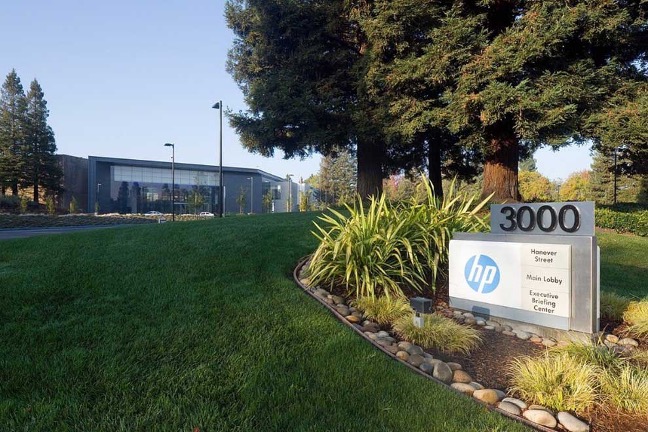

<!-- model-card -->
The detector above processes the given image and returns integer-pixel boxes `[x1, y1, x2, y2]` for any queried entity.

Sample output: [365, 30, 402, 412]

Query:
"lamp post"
[164, 143, 175, 221]
[247, 177, 253, 214]
[212, 101, 224, 217]
[287, 174, 294, 212]
[95, 183, 101, 215]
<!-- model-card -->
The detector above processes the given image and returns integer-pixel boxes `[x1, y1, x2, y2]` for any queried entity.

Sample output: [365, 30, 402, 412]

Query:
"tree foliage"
[0, 70, 61, 202]
[590, 150, 646, 204]
[315, 147, 357, 206]
[559, 171, 592, 202]
[519, 170, 554, 202]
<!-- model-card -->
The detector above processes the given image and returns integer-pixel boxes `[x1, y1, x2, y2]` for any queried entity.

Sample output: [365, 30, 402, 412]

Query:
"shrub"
[600, 365, 648, 414]
[45, 196, 56, 215]
[20, 195, 29, 213]
[351, 295, 412, 326]
[393, 313, 481, 354]
[508, 353, 599, 414]
[623, 298, 648, 338]
[600, 291, 631, 322]
[595, 207, 648, 236]
[0, 195, 20, 211]
[69, 197, 79, 214]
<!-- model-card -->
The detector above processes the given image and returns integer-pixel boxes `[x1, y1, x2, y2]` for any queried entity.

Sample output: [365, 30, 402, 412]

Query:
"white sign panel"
[449, 241, 571, 318]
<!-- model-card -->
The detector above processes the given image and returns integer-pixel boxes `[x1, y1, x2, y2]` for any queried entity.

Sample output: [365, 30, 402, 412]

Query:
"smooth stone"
[377, 331, 390, 338]
[523, 410, 557, 428]
[366, 332, 378, 340]
[497, 401, 521, 416]
[331, 295, 345, 305]
[472, 389, 501, 405]
[502, 397, 527, 410]
[345, 315, 361, 324]
[605, 334, 619, 344]
[502, 325, 513, 331]
[514, 330, 530, 340]
[396, 351, 410, 361]
[493, 389, 506, 400]
[528, 405, 555, 415]
[469, 382, 484, 390]
[484, 325, 495, 330]
[502, 330, 516, 336]
[557, 340, 570, 347]
[464, 318, 477, 325]
[397, 341, 413, 350]
[408, 354, 424, 367]
[423, 352, 434, 359]
[453, 370, 472, 383]
[618, 337, 639, 347]
[335, 306, 350, 316]
[382, 336, 396, 343]
[314, 288, 330, 297]
[324, 297, 335, 305]
[419, 362, 434, 374]
[376, 339, 393, 347]
[349, 306, 357, 312]
[476, 320, 486, 326]
[557, 412, 590, 432]
[463, 312, 475, 319]
[351, 311, 363, 319]
[406, 345, 424, 356]
[384, 345, 400, 354]
[425, 358, 442, 366]
[453, 310, 463, 316]
[432, 362, 453, 384]
[299, 278, 310, 286]
[451, 383, 475, 395]
[352, 323, 363, 330]
[485, 320, 500, 327]
[530, 336, 543, 343]
[542, 339, 557, 348]
[447, 362, 462, 371]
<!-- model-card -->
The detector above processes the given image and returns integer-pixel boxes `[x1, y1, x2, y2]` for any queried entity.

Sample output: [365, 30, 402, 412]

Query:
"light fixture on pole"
[613, 146, 619, 205]
[246, 177, 253, 214]
[212, 101, 224, 217]
[164, 143, 175, 221]
[287, 174, 294, 213]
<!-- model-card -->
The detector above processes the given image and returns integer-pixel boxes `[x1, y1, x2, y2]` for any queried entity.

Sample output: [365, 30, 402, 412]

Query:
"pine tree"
[24, 79, 62, 203]
[590, 150, 644, 204]
[0, 70, 28, 196]
[317, 147, 357, 206]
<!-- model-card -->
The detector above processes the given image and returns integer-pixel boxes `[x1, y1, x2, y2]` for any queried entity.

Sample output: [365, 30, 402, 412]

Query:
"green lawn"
[0, 213, 527, 431]
[597, 230, 648, 298]
[1, 214, 645, 431]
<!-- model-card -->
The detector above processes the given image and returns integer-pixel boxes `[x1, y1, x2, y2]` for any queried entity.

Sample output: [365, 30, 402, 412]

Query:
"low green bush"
[550, 340, 623, 371]
[508, 353, 599, 414]
[595, 206, 648, 236]
[351, 295, 412, 326]
[393, 313, 481, 354]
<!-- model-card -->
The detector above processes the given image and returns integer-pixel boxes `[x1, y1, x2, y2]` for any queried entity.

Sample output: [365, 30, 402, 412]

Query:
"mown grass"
[597, 231, 648, 299]
[0, 212, 528, 432]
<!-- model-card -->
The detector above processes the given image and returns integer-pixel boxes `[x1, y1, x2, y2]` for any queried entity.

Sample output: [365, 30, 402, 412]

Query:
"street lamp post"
[287, 174, 294, 212]
[212, 101, 224, 217]
[247, 177, 253, 214]
[95, 183, 101, 215]
[164, 143, 175, 221]
[613, 147, 618, 205]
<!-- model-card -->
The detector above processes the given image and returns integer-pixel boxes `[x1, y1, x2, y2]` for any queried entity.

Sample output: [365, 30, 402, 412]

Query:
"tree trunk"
[33, 182, 39, 204]
[356, 138, 383, 199]
[427, 138, 443, 200]
[11, 182, 18, 196]
[482, 129, 520, 202]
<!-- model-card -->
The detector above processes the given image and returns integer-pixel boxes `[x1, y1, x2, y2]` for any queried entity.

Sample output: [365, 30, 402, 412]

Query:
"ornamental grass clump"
[550, 340, 624, 371]
[623, 298, 648, 338]
[308, 176, 490, 299]
[393, 313, 481, 354]
[351, 295, 412, 326]
[599, 365, 648, 415]
[508, 353, 599, 414]
[308, 194, 431, 299]
[599, 291, 631, 322]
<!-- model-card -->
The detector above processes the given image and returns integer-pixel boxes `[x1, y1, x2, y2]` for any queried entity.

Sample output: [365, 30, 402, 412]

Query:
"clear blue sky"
[0, 1, 591, 183]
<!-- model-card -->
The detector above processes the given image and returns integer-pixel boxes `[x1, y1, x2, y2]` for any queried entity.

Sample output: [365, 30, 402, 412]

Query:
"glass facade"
[100, 164, 219, 214]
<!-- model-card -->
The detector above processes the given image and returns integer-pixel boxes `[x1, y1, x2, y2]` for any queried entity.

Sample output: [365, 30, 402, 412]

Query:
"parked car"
[199, 212, 215, 217]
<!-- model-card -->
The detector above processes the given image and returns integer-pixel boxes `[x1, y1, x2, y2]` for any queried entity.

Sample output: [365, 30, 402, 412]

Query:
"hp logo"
[464, 255, 500, 294]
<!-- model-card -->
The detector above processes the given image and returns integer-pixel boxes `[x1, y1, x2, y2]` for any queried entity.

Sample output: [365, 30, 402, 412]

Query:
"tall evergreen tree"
[0, 70, 28, 196]
[360, 0, 647, 201]
[225, 0, 386, 198]
[25, 79, 62, 203]
[317, 147, 357, 205]
[590, 149, 645, 204]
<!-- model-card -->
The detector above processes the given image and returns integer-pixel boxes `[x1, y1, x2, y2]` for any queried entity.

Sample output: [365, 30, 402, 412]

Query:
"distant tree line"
[226, 1, 647, 202]
[0, 69, 62, 205]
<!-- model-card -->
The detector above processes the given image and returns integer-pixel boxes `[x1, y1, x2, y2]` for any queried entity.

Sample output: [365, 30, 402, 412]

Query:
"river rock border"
[294, 258, 592, 432]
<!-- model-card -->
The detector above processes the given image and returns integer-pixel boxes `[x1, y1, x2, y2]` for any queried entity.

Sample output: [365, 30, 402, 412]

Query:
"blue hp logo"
[464, 255, 500, 294]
